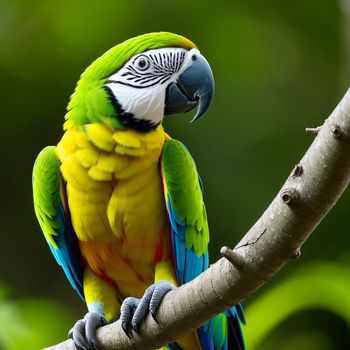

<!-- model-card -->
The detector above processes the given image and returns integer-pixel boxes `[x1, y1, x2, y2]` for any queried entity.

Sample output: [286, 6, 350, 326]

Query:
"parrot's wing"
[161, 139, 209, 285]
[33, 146, 84, 300]
[161, 139, 245, 350]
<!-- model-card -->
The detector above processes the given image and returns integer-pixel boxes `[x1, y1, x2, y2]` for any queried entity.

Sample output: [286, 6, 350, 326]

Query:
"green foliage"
[243, 257, 350, 349]
[0, 283, 28, 349]
[0, 282, 74, 350]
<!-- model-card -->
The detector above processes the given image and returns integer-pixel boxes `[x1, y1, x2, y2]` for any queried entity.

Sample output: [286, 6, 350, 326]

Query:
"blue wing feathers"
[173, 227, 186, 284]
[49, 204, 84, 300]
[167, 199, 204, 286]
[199, 326, 214, 350]
[236, 303, 246, 325]
[184, 248, 197, 283]
[45, 200, 84, 301]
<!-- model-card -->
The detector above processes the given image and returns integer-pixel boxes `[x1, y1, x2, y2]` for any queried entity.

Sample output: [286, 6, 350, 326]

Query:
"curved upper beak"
[164, 51, 214, 123]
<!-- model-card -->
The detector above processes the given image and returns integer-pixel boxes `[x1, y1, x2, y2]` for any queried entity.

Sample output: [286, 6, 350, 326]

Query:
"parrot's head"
[65, 32, 214, 131]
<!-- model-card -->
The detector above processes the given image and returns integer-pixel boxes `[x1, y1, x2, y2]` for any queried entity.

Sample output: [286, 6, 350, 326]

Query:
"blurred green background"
[1, 0, 350, 348]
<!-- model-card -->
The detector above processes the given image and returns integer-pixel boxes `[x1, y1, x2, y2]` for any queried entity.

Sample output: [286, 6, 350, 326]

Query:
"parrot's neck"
[62, 119, 171, 159]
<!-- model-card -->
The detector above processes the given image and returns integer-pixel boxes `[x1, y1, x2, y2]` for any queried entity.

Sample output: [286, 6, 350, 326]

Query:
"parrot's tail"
[165, 303, 246, 350]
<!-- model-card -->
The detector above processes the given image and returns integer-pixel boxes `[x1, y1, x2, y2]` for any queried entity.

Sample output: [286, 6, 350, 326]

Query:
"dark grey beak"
[164, 52, 214, 123]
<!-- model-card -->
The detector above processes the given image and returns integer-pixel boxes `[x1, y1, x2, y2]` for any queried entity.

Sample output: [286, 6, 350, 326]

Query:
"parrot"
[32, 32, 245, 350]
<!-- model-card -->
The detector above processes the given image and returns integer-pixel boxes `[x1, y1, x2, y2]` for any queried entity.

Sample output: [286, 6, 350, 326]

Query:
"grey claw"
[149, 280, 175, 319]
[85, 313, 107, 350]
[131, 284, 155, 332]
[151, 309, 158, 324]
[119, 281, 176, 335]
[69, 319, 90, 350]
[120, 297, 139, 337]
[68, 312, 107, 350]
[121, 321, 132, 339]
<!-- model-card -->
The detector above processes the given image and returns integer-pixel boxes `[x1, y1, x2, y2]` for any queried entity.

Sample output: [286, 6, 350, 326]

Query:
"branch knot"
[280, 188, 300, 207]
[291, 164, 303, 178]
[330, 123, 343, 139]
[220, 246, 245, 270]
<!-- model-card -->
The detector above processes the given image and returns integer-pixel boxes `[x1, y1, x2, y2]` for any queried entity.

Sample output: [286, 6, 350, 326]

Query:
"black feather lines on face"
[110, 50, 187, 89]
[104, 86, 160, 132]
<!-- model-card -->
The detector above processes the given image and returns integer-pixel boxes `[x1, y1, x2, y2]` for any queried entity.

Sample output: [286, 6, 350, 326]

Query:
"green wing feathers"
[33, 146, 63, 248]
[161, 139, 209, 288]
[32, 146, 84, 299]
[162, 139, 209, 257]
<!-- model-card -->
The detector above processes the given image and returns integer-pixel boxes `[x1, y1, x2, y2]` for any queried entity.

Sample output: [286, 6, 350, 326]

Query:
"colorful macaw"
[32, 32, 245, 350]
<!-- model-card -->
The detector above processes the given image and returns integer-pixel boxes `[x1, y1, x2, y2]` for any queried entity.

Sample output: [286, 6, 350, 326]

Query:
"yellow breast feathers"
[56, 120, 170, 250]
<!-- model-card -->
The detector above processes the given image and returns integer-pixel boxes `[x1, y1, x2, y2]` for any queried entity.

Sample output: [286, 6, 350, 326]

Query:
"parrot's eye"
[134, 56, 151, 71]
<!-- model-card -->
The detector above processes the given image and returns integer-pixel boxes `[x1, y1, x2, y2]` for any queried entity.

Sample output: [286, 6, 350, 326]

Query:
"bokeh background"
[1, 0, 350, 349]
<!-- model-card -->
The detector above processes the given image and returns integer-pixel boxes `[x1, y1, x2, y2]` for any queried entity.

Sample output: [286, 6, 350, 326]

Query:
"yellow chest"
[57, 122, 170, 266]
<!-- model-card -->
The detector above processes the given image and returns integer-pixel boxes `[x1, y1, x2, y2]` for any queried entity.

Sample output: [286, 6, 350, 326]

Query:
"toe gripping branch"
[68, 312, 107, 350]
[119, 280, 176, 339]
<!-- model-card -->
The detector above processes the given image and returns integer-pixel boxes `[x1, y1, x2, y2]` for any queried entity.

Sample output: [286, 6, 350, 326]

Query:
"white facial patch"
[105, 48, 200, 125]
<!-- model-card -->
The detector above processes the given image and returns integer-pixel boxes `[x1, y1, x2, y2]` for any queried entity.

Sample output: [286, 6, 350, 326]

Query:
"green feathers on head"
[65, 32, 197, 128]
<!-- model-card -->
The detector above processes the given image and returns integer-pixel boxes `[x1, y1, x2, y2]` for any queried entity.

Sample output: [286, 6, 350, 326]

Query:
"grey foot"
[68, 312, 107, 350]
[120, 280, 175, 336]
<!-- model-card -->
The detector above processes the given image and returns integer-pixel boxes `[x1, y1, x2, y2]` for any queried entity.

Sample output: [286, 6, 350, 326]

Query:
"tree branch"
[46, 88, 350, 350]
